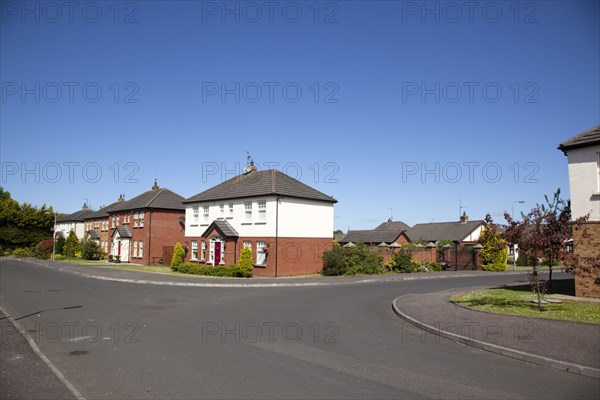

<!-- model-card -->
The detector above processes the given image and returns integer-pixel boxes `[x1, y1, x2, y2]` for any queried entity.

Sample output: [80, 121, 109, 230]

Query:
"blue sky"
[1, 0, 598, 230]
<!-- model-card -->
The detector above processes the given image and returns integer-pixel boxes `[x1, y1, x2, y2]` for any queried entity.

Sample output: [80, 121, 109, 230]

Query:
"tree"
[478, 218, 508, 272]
[503, 189, 585, 309]
[171, 242, 185, 267]
[81, 240, 103, 260]
[237, 246, 253, 277]
[0, 187, 55, 250]
[63, 230, 79, 258]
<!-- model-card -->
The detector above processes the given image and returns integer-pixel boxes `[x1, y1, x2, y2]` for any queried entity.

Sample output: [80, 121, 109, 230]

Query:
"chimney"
[152, 179, 159, 191]
[460, 212, 469, 223]
[118, 194, 125, 203]
[82, 202, 88, 211]
[388, 217, 392, 223]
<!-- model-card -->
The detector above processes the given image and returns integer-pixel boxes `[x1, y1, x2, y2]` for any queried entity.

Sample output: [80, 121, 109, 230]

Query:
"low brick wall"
[572, 221, 600, 298]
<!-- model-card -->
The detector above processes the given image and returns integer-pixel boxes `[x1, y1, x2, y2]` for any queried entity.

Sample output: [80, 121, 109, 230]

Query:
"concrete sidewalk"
[3, 257, 521, 287]
[392, 287, 600, 379]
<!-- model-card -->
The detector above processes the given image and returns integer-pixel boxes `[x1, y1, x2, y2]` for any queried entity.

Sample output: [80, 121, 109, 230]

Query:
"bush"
[55, 237, 65, 256]
[237, 247, 253, 277]
[171, 242, 185, 267]
[175, 262, 243, 277]
[35, 238, 54, 259]
[322, 243, 384, 276]
[12, 248, 31, 258]
[63, 230, 79, 258]
[81, 240, 103, 260]
[426, 261, 442, 272]
[54, 254, 64, 260]
[388, 247, 421, 273]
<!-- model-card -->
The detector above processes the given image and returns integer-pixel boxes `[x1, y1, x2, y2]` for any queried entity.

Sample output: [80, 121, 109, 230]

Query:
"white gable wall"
[567, 145, 600, 221]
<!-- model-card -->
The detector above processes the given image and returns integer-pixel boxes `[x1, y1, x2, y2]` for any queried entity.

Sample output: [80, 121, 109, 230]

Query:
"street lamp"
[511, 200, 525, 271]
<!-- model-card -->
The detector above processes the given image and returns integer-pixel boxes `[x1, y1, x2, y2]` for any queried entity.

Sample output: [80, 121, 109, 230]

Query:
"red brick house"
[183, 167, 337, 277]
[108, 181, 186, 265]
[83, 195, 125, 257]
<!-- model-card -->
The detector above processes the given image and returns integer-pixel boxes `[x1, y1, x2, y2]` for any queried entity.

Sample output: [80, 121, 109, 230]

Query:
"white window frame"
[133, 241, 138, 258]
[192, 207, 199, 224]
[219, 204, 225, 218]
[134, 212, 138, 227]
[258, 201, 266, 222]
[228, 203, 234, 218]
[256, 241, 266, 266]
[244, 202, 252, 222]
[243, 241, 252, 249]
[203, 206, 209, 223]
[201, 241, 206, 261]
[139, 240, 144, 257]
[139, 211, 144, 227]
[191, 240, 198, 261]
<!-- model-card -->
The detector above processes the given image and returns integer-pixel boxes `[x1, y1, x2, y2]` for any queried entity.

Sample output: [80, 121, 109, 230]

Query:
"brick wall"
[185, 234, 333, 277]
[572, 221, 600, 298]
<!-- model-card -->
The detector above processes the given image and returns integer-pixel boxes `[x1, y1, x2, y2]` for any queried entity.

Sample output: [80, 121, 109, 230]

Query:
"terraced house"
[82, 195, 126, 256]
[107, 181, 186, 264]
[54, 203, 94, 240]
[183, 165, 337, 276]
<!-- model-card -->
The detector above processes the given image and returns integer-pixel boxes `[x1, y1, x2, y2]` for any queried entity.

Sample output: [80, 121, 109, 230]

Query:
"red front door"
[118, 241, 121, 256]
[214, 242, 221, 265]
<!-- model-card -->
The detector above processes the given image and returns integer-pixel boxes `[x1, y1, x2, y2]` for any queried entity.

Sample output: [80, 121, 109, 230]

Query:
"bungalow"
[558, 124, 600, 298]
[107, 180, 186, 264]
[55, 203, 94, 240]
[183, 166, 337, 277]
[339, 219, 411, 246]
[82, 195, 126, 256]
[405, 214, 486, 270]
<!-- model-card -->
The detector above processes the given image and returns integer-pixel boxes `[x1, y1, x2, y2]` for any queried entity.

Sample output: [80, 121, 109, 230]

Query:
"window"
[201, 241, 206, 261]
[258, 201, 266, 221]
[228, 203, 234, 218]
[134, 212, 138, 227]
[191, 240, 198, 260]
[256, 241, 267, 265]
[111, 216, 116, 227]
[219, 204, 225, 218]
[203, 206, 209, 223]
[192, 207, 199, 224]
[243, 241, 252, 249]
[139, 212, 144, 227]
[133, 241, 138, 258]
[244, 202, 252, 222]
[139, 241, 144, 257]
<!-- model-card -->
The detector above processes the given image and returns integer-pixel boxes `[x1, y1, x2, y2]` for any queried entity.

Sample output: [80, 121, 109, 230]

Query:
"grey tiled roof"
[405, 220, 485, 242]
[201, 219, 239, 238]
[110, 188, 185, 212]
[558, 125, 600, 152]
[374, 221, 411, 231]
[113, 226, 132, 239]
[184, 169, 337, 204]
[340, 230, 404, 244]
[56, 209, 95, 223]
[86, 230, 101, 240]
[84, 200, 123, 219]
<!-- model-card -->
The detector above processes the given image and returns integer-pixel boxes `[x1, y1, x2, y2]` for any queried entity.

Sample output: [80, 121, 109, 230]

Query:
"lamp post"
[511, 200, 525, 271]
[51, 213, 57, 261]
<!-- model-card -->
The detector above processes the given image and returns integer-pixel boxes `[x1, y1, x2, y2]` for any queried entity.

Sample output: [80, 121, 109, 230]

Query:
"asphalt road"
[1, 259, 598, 399]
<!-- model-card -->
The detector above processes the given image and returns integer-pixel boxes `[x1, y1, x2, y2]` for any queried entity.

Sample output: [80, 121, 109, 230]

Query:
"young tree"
[171, 242, 185, 267]
[478, 216, 508, 272]
[503, 189, 586, 309]
[63, 230, 80, 258]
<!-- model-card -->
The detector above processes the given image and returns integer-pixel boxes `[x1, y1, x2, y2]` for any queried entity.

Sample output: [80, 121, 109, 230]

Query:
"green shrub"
[12, 248, 31, 258]
[322, 243, 384, 276]
[388, 247, 421, 273]
[54, 254, 64, 260]
[237, 247, 253, 277]
[427, 261, 442, 272]
[80, 240, 103, 260]
[171, 242, 185, 267]
[55, 237, 65, 255]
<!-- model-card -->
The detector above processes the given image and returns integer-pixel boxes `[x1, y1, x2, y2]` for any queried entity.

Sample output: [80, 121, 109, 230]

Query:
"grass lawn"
[504, 265, 552, 271]
[451, 279, 600, 324]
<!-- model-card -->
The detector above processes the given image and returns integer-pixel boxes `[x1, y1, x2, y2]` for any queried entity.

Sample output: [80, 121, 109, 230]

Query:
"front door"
[214, 242, 222, 265]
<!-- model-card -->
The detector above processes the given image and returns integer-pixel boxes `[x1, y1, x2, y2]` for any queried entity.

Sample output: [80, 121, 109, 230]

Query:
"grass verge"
[451, 280, 600, 324]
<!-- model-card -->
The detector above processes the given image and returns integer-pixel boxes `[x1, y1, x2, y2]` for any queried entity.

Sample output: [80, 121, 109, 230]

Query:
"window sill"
[190, 224, 198, 227]
[254, 222, 267, 225]
[241, 222, 252, 225]
[253, 264, 266, 268]
[226, 217, 233, 219]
